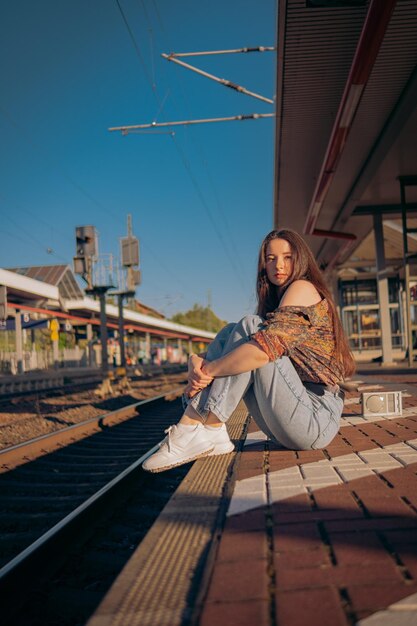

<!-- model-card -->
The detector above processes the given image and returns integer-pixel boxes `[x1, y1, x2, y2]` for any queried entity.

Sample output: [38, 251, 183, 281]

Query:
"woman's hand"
[185, 354, 213, 397]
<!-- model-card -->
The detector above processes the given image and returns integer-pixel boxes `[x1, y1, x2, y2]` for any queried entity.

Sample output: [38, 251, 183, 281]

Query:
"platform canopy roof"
[7, 265, 84, 300]
[274, 0, 417, 270]
[64, 298, 216, 340]
[0, 264, 215, 340]
[0, 268, 60, 306]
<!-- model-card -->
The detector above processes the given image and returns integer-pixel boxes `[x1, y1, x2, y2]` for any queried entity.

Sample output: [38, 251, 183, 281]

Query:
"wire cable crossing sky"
[0, 0, 276, 321]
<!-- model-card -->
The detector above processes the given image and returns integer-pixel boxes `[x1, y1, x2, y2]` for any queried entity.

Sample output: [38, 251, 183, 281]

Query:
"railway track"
[0, 387, 192, 625]
[0, 368, 188, 451]
[0, 363, 186, 404]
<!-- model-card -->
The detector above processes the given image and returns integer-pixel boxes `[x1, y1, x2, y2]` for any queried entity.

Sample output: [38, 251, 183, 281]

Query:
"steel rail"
[0, 386, 184, 466]
[0, 362, 186, 399]
[0, 389, 182, 618]
[0, 375, 102, 402]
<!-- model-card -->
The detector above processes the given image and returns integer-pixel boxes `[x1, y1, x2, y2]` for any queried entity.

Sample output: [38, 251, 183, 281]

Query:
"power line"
[109, 112, 274, 131]
[1, 228, 53, 251]
[1, 210, 68, 263]
[116, 1, 252, 294]
[115, 0, 156, 92]
[161, 53, 274, 104]
[168, 134, 249, 294]
[0, 192, 68, 240]
[139, 0, 157, 89]
[147, 0, 255, 291]
[0, 106, 191, 292]
[0, 105, 121, 220]
[122, 0, 254, 294]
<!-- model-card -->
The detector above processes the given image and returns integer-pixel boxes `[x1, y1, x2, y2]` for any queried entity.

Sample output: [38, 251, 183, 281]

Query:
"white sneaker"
[206, 424, 235, 456]
[142, 423, 214, 473]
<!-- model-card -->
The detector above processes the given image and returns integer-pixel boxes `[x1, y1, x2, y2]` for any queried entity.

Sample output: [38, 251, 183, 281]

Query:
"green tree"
[171, 304, 227, 333]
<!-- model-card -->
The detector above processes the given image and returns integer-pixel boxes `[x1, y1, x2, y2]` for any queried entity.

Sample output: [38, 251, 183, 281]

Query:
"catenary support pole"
[98, 291, 109, 377]
[374, 213, 394, 365]
[15, 310, 24, 374]
[118, 294, 126, 368]
[86, 323, 94, 367]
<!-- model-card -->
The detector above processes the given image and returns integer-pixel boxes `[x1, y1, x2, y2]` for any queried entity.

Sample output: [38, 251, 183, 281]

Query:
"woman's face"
[265, 238, 294, 287]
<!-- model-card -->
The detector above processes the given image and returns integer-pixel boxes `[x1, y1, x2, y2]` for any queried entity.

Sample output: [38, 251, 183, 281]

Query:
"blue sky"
[0, 0, 276, 322]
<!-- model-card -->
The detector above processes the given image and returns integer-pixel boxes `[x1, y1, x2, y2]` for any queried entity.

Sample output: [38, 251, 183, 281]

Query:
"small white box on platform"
[361, 390, 402, 417]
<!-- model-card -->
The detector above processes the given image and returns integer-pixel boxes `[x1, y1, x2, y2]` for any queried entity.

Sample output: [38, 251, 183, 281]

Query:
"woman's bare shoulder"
[280, 280, 322, 308]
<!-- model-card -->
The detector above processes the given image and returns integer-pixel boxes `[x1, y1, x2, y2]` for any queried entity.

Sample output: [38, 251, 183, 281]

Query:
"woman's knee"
[213, 322, 236, 348]
[206, 323, 236, 359]
[238, 314, 264, 335]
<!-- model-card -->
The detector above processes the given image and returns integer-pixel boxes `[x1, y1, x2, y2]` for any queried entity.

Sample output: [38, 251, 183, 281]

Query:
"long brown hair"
[256, 229, 355, 377]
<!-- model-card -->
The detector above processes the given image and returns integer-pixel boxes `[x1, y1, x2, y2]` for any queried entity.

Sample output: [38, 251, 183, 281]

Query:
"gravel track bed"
[0, 372, 187, 450]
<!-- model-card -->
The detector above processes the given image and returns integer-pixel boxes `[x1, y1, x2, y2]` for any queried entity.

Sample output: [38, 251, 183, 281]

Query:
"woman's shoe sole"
[208, 442, 235, 456]
[142, 446, 215, 473]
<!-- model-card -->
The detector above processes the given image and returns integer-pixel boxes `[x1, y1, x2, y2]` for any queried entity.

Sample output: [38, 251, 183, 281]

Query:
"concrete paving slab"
[201, 373, 417, 625]
[85, 371, 417, 626]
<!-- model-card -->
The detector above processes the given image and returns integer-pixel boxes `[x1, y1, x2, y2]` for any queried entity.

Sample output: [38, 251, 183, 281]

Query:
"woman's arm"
[188, 353, 213, 385]
[279, 280, 321, 307]
[203, 340, 269, 377]
[201, 282, 321, 379]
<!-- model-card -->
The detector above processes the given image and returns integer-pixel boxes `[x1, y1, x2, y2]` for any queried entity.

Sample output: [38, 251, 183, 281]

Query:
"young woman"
[143, 229, 355, 473]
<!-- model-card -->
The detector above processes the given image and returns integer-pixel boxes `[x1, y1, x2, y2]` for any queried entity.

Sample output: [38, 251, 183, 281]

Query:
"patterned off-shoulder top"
[252, 299, 344, 386]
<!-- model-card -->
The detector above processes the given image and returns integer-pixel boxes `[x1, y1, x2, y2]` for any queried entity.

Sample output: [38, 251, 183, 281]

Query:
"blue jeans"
[187, 315, 344, 450]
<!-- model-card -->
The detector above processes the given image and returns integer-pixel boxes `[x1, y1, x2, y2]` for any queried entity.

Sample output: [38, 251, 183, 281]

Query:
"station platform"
[87, 371, 417, 626]
[0, 363, 185, 395]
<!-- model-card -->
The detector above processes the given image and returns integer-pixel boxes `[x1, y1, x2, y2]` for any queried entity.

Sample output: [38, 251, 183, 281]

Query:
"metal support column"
[145, 332, 151, 361]
[118, 294, 126, 368]
[52, 319, 59, 370]
[86, 323, 94, 367]
[98, 291, 109, 377]
[15, 310, 24, 374]
[399, 176, 417, 366]
[374, 213, 393, 365]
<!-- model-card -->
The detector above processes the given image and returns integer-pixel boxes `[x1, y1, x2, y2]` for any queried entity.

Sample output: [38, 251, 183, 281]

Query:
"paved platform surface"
[200, 372, 417, 626]
[87, 371, 417, 626]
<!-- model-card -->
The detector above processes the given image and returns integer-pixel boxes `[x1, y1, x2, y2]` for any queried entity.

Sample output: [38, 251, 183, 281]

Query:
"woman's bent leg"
[243, 388, 281, 443]
[251, 357, 343, 450]
[188, 316, 342, 450]
[188, 315, 263, 422]
[143, 316, 263, 472]
[143, 315, 344, 471]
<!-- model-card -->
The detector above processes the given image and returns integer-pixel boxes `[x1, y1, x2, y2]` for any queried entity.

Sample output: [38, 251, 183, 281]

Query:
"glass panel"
[343, 310, 359, 350]
[390, 308, 404, 349]
[410, 302, 417, 326]
[360, 309, 381, 349]
[388, 277, 400, 304]
[341, 280, 378, 306]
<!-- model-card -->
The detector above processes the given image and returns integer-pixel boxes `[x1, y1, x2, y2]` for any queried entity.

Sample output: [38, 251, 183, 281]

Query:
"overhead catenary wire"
[109, 112, 275, 132]
[139, 0, 157, 90]
[0, 105, 191, 292]
[161, 53, 274, 104]
[166, 134, 250, 295]
[116, 0, 260, 296]
[165, 46, 276, 57]
[148, 0, 254, 294]
[1, 207, 68, 263]
[0, 192, 68, 241]
[115, 0, 155, 91]
[169, 132, 254, 295]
